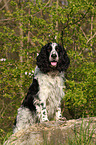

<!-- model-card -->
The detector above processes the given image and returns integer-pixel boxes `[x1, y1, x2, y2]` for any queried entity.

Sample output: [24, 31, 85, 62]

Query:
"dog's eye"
[56, 47, 59, 52]
[47, 46, 52, 52]
[47, 49, 50, 52]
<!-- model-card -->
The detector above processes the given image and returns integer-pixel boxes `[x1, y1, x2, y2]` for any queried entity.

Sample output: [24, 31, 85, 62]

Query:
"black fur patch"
[22, 78, 39, 112]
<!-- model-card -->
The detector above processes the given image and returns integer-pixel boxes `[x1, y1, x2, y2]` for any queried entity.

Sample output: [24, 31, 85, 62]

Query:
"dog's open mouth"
[51, 61, 57, 67]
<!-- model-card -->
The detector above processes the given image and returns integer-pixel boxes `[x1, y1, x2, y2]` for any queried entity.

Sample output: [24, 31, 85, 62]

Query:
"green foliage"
[64, 56, 96, 118]
[0, 0, 96, 144]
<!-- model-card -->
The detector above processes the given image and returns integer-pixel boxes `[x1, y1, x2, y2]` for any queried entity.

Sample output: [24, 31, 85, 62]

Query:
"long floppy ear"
[57, 45, 70, 72]
[36, 44, 50, 73]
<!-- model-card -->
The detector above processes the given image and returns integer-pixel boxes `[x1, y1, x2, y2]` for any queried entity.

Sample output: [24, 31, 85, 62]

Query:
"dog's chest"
[35, 73, 64, 102]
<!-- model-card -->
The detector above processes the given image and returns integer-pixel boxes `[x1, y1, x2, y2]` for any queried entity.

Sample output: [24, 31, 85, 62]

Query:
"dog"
[13, 42, 70, 133]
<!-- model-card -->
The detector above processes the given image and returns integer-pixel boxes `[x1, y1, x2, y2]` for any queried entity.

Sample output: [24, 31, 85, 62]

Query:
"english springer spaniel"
[13, 42, 70, 133]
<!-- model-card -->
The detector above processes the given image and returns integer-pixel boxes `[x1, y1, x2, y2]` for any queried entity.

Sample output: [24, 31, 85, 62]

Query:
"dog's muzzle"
[49, 51, 59, 67]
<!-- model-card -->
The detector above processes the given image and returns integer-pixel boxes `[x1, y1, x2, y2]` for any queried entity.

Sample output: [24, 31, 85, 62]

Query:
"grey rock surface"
[4, 117, 96, 145]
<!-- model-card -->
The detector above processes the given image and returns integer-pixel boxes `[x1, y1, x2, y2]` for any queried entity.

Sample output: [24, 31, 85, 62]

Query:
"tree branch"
[61, 7, 91, 46]
[0, 18, 15, 22]
[86, 32, 96, 44]
[30, 0, 51, 17]
[0, 0, 10, 11]
[80, 26, 87, 40]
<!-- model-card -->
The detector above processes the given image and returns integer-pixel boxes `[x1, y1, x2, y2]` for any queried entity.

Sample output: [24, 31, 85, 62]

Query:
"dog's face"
[37, 42, 70, 73]
[47, 43, 59, 67]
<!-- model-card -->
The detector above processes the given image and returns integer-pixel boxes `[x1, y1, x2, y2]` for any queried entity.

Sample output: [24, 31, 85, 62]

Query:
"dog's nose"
[51, 52, 57, 59]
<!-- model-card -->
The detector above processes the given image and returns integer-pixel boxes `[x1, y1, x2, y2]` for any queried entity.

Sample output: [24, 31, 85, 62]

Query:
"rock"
[4, 117, 96, 145]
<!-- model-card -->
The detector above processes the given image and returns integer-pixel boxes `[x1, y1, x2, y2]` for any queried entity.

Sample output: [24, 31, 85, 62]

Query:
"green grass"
[1, 131, 12, 145]
[67, 119, 96, 145]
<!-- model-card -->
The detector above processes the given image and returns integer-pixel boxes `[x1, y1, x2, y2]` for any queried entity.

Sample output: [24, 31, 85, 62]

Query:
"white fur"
[34, 67, 65, 121]
[49, 43, 59, 62]
[13, 107, 36, 133]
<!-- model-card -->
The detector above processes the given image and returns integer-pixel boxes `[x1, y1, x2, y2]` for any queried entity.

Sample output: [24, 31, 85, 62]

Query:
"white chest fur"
[34, 67, 65, 119]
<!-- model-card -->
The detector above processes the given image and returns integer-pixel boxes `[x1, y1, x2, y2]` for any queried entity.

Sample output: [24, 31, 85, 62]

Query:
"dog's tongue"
[51, 62, 57, 66]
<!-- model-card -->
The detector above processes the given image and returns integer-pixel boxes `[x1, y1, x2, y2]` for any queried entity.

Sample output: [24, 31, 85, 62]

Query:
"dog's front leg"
[40, 101, 49, 122]
[56, 103, 66, 121]
[56, 106, 62, 121]
[35, 100, 49, 122]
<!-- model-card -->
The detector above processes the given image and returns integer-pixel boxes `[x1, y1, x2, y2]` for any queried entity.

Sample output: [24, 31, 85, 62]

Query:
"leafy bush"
[64, 58, 96, 118]
[0, 0, 96, 143]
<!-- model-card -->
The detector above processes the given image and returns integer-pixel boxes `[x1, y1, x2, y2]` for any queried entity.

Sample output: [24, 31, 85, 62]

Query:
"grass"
[1, 131, 12, 145]
[67, 119, 96, 145]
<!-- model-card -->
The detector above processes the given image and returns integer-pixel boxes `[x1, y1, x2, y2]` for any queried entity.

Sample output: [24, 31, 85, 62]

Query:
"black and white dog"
[13, 43, 70, 133]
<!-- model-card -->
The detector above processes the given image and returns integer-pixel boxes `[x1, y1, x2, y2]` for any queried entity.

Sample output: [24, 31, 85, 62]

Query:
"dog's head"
[36, 43, 70, 73]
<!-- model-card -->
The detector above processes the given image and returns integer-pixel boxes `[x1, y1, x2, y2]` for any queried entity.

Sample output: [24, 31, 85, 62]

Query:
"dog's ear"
[57, 45, 70, 72]
[36, 43, 50, 73]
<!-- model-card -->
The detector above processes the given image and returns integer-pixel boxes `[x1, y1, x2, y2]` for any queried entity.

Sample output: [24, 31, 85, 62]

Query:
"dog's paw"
[42, 117, 49, 122]
[40, 115, 49, 122]
[58, 117, 66, 121]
